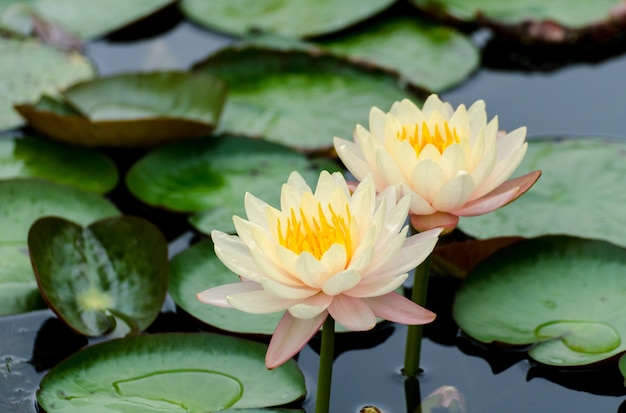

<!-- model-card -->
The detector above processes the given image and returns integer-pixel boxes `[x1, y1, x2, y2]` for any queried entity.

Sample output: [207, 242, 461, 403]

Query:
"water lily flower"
[333, 95, 541, 232]
[197, 170, 441, 368]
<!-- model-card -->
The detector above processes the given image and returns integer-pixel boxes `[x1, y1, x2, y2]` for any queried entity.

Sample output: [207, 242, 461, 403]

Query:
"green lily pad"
[170, 239, 283, 335]
[125, 135, 340, 234]
[36, 332, 306, 412]
[193, 45, 427, 152]
[0, 245, 46, 315]
[453, 236, 626, 366]
[0, 178, 119, 246]
[0, 136, 118, 193]
[0, 37, 94, 131]
[28, 216, 168, 336]
[457, 137, 626, 248]
[318, 15, 479, 92]
[0, 0, 175, 40]
[180, 0, 395, 38]
[15, 71, 227, 148]
[411, 0, 625, 44]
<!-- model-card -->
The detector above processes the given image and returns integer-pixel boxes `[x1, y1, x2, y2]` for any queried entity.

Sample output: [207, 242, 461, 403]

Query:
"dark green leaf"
[180, 0, 396, 38]
[0, 136, 118, 193]
[0, 246, 46, 316]
[37, 333, 306, 412]
[28, 216, 168, 336]
[453, 236, 626, 366]
[194, 46, 427, 152]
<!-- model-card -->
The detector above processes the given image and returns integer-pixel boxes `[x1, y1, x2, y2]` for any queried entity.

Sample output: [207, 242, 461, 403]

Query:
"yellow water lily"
[197, 171, 441, 368]
[334, 95, 540, 232]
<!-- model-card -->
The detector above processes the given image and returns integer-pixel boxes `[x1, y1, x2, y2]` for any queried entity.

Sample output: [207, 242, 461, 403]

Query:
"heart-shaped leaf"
[0, 178, 119, 246]
[458, 137, 626, 249]
[0, 37, 94, 131]
[36, 333, 306, 412]
[28, 216, 169, 336]
[180, 0, 395, 38]
[15, 72, 227, 147]
[193, 45, 427, 152]
[0, 136, 118, 193]
[453, 236, 626, 366]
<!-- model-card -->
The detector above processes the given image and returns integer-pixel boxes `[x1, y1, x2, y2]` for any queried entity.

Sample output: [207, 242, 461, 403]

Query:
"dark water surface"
[2, 13, 626, 413]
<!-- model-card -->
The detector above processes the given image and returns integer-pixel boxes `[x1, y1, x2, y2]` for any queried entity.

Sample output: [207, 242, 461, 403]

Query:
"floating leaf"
[0, 0, 175, 40]
[193, 46, 427, 152]
[0, 37, 94, 131]
[0, 136, 118, 193]
[170, 239, 283, 335]
[458, 137, 626, 248]
[15, 72, 227, 148]
[125, 136, 340, 234]
[37, 333, 306, 412]
[0, 246, 46, 316]
[411, 0, 626, 44]
[28, 216, 169, 336]
[318, 15, 479, 92]
[453, 236, 626, 366]
[180, 0, 395, 38]
[0, 178, 119, 246]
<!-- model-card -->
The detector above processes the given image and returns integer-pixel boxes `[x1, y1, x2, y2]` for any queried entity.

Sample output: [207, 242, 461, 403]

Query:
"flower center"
[397, 120, 460, 155]
[278, 203, 352, 261]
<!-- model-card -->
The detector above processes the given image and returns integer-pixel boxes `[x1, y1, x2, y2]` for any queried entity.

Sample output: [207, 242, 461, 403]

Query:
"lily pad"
[318, 15, 479, 92]
[453, 236, 626, 366]
[0, 0, 175, 40]
[36, 332, 306, 412]
[180, 0, 395, 38]
[0, 245, 46, 315]
[0, 37, 94, 131]
[0, 136, 118, 193]
[193, 45, 427, 152]
[28, 216, 169, 336]
[411, 0, 626, 44]
[125, 135, 340, 234]
[458, 137, 626, 249]
[170, 239, 283, 335]
[15, 71, 227, 148]
[0, 178, 119, 246]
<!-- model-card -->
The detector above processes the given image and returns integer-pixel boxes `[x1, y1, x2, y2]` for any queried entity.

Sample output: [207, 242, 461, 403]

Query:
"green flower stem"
[404, 256, 431, 377]
[316, 316, 335, 413]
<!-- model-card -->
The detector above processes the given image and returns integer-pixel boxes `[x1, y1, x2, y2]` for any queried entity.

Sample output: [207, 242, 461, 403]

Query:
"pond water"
[3, 9, 626, 413]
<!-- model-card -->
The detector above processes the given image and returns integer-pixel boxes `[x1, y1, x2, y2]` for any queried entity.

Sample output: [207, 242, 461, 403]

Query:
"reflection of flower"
[334, 95, 540, 232]
[197, 171, 441, 368]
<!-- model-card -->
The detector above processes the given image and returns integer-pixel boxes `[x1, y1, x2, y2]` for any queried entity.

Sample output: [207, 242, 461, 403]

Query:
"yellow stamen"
[277, 203, 352, 262]
[397, 120, 461, 155]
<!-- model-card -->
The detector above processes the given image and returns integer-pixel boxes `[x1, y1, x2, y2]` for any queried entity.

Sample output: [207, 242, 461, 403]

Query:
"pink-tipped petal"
[454, 170, 541, 216]
[266, 312, 327, 369]
[328, 295, 377, 331]
[410, 211, 459, 233]
[365, 292, 436, 325]
[196, 282, 263, 307]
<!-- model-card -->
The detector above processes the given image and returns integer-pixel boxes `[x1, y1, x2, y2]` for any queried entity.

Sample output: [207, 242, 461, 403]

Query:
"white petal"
[335, 138, 379, 184]
[393, 99, 422, 124]
[432, 171, 475, 211]
[196, 282, 262, 307]
[261, 277, 318, 299]
[421, 94, 446, 117]
[287, 293, 333, 319]
[369, 106, 387, 139]
[244, 192, 271, 227]
[211, 230, 264, 282]
[328, 295, 376, 331]
[295, 252, 331, 288]
[438, 143, 468, 179]
[473, 143, 527, 198]
[411, 159, 447, 202]
[448, 103, 469, 140]
[496, 126, 527, 161]
[402, 184, 436, 215]
[280, 180, 306, 212]
[228, 289, 300, 314]
[286, 171, 311, 194]
[466, 99, 487, 137]
[319, 243, 349, 276]
[344, 273, 408, 298]
[322, 268, 361, 295]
